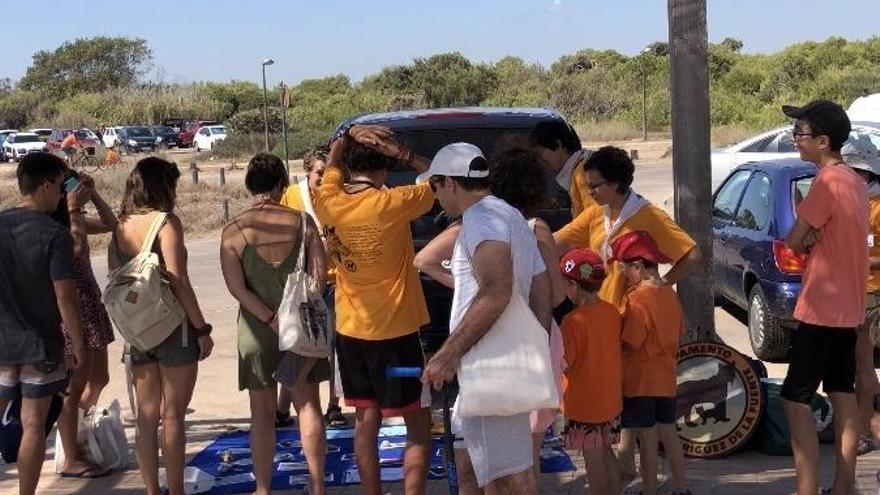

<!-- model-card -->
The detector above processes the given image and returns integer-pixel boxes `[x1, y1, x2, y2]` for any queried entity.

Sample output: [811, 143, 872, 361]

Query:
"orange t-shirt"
[620, 284, 684, 397]
[555, 202, 696, 308]
[312, 166, 434, 340]
[795, 164, 868, 328]
[866, 195, 880, 293]
[61, 133, 77, 148]
[561, 299, 623, 423]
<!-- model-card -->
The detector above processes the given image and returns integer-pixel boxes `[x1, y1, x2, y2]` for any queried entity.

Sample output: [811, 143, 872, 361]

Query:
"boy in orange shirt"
[558, 248, 623, 495]
[612, 231, 689, 495]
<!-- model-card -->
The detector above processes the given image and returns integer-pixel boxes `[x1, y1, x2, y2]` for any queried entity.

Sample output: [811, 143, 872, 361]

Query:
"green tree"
[19, 36, 152, 98]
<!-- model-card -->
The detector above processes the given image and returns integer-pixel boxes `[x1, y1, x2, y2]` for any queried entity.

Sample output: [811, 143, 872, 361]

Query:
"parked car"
[161, 118, 187, 133]
[27, 128, 53, 141]
[3, 132, 49, 162]
[0, 129, 19, 161]
[117, 126, 157, 154]
[101, 126, 121, 148]
[46, 129, 99, 155]
[710, 121, 880, 191]
[150, 125, 180, 148]
[179, 120, 219, 147]
[192, 125, 228, 151]
[330, 107, 578, 351]
[849, 93, 880, 122]
[712, 158, 817, 362]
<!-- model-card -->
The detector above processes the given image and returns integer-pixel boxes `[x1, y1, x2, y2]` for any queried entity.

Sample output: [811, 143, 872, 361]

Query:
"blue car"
[712, 158, 815, 362]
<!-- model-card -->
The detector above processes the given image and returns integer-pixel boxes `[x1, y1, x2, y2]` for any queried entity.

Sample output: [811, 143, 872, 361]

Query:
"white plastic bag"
[85, 400, 130, 471]
[159, 466, 215, 494]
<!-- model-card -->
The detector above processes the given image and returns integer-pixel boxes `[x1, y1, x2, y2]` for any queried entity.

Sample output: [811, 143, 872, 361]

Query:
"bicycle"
[66, 144, 102, 173]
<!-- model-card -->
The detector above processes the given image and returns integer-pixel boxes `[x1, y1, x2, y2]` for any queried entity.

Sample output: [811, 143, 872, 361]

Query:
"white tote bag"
[278, 212, 331, 357]
[455, 229, 559, 417]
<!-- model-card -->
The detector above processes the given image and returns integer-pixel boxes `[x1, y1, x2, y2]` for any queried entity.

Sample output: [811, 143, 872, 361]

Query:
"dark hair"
[583, 146, 635, 194]
[625, 257, 659, 270]
[245, 152, 289, 194]
[17, 152, 66, 195]
[120, 157, 181, 220]
[785, 99, 851, 152]
[489, 146, 549, 216]
[576, 280, 603, 292]
[449, 176, 491, 191]
[528, 120, 581, 154]
[303, 147, 329, 172]
[344, 142, 397, 173]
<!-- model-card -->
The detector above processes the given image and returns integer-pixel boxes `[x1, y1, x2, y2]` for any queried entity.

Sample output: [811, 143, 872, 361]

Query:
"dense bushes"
[1, 36, 878, 158]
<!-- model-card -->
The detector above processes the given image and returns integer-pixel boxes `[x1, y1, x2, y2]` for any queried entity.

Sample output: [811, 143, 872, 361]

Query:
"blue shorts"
[621, 396, 676, 428]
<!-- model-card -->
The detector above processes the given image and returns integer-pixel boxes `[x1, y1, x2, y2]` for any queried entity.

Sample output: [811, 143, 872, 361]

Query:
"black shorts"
[620, 396, 676, 428]
[781, 323, 856, 404]
[336, 332, 426, 417]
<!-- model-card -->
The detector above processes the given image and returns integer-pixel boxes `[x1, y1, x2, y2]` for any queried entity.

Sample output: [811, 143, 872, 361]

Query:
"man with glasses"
[0, 153, 85, 495]
[782, 99, 866, 495]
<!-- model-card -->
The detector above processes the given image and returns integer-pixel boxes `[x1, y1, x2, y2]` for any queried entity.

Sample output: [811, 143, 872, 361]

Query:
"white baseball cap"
[416, 142, 489, 184]
[842, 137, 880, 176]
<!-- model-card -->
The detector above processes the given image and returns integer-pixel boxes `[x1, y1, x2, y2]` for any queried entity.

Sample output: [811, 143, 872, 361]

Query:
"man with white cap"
[419, 142, 552, 494]
[843, 138, 880, 452]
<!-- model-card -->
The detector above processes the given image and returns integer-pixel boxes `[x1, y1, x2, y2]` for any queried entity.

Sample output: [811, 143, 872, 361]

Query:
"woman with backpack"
[220, 153, 330, 495]
[107, 157, 214, 495]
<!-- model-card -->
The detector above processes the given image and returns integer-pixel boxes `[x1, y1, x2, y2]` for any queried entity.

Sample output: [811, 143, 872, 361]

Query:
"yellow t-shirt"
[867, 195, 880, 293]
[280, 185, 306, 211]
[568, 159, 596, 217]
[555, 203, 696, 308]
[312, 167, 434, 340]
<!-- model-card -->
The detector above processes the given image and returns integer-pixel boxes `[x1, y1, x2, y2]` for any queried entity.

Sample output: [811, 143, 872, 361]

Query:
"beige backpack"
[103, 213, 185, 352]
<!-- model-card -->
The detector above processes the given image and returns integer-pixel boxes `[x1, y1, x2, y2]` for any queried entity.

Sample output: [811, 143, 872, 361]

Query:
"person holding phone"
[51, 169, 120, 478]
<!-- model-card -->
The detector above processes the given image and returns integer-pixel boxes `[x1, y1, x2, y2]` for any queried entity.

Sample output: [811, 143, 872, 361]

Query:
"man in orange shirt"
[558, 248, 622, 495]
[783, 100, 867, 495]
[612, 231, 689, 495]
[313, 125, 434, 495]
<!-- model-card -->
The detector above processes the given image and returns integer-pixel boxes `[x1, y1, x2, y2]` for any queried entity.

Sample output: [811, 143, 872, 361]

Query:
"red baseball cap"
[610, 231, 672, 264]
[559, 248, 606, 285]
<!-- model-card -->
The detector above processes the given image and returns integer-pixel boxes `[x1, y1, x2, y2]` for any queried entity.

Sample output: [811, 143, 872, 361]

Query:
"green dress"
[238, 243, 330, 390]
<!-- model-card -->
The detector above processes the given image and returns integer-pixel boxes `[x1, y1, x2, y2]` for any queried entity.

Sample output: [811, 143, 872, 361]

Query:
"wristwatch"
[193, 323, 213, 337]
[873, 393, 880, 413]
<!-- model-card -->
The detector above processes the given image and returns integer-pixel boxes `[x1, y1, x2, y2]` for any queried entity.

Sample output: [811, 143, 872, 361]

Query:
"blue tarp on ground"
[188, 425, 575, 494]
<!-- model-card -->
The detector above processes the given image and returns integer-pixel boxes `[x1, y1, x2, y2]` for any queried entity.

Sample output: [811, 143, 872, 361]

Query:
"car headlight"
[156, 136, 163, 143]
[128, 139, 137, 146]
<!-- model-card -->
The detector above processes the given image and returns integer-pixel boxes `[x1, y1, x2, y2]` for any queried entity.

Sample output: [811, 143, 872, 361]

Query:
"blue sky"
[4, 1, 877, 86]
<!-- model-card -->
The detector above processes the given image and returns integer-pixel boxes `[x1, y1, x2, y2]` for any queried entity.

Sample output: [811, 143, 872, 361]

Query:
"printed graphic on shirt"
[323, 225, 353, 270]
[675, 341, 763, 459]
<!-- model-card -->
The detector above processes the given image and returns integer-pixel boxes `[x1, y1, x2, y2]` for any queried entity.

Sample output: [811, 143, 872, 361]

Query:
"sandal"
[324, 405, 347, 428]
[276, 410, 296, 428]
[60, 465, 111, 479]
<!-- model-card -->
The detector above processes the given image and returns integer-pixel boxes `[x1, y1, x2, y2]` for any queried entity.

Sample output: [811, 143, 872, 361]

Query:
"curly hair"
[303, 146, 329, 172]
[489, 146, 549, 217]
[119, 157, 181, 220]
[245, 152, 289, 194]
[582, 146, 634, 194]
[344, 142, 397, 173]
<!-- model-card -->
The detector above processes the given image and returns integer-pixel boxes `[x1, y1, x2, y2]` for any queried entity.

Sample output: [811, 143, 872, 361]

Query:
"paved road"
[2, 159, 878, 494]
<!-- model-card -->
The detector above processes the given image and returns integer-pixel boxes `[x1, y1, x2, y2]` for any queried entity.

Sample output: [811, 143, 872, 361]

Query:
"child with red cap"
[611, 230, 690, 495]
[558, 247, 623, 495]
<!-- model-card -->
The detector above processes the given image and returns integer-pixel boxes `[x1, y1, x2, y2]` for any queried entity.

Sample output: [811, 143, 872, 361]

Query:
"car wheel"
[747, 284, 790, 362]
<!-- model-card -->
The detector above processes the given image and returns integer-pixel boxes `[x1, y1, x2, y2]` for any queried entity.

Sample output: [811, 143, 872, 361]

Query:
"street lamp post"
[261, 58, 275, 152]
[640, 47, 651, 141]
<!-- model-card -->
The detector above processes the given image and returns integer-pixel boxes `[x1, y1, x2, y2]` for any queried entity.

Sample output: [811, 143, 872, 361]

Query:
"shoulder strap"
[139, 212, 168, 255]
[295, 211, 307, 272]
[231, 219, 249, 245]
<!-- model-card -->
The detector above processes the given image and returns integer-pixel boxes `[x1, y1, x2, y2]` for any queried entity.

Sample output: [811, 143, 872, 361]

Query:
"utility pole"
[668, 0, 715, 342]
[280, 83, 290, 173]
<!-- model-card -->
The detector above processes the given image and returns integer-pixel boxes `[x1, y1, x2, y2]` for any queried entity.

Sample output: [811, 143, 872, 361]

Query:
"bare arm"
[422, 240, 513, 389]
[86, 188, 118, 234]
[663, 245, 702, 286]
[305, 215, 327, 295]
[54, 279, 84, 370]
[529, 270, 553, 332]
[534, 219, 567, 307]
[159, 214, 207, 329]
[553, 231, 573, 254]
[66, 183, 91, 258]
[413, 222, 460, 289]
[219, 223, 276, 325]
[786, 217, 816, 254]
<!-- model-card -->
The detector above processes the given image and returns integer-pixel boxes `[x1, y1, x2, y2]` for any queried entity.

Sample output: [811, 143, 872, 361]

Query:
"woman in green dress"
[220, 153, 330, 495]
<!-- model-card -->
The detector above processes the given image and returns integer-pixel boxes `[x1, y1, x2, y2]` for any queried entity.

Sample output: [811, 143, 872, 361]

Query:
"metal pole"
[262, 64, 270, 152]
[280, 83, 289, 173]
[641, 62, 648, 141]
[668, 0, 715, 342]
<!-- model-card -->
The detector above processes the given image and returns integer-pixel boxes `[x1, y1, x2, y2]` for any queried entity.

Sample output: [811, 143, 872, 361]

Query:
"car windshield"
[153, 126, 174, 134]
[73, 130, 90, 139]
[792, 176, 814, 209]
[128, 127, 152, 137]
[14, 135, 41, 143]
[209, 126, 227, 134]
